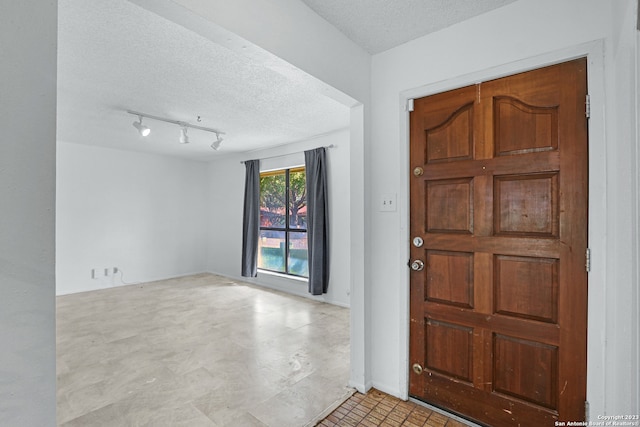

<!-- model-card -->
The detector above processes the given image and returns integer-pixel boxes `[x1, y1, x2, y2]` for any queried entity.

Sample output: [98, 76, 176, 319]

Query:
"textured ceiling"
[299, 0, 518, 54]
[57, 0, 350, 161]
[57, 0, 517, 161]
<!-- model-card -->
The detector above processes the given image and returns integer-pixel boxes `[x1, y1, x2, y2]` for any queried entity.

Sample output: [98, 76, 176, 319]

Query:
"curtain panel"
[304, 148, 330, 295]
[241, 159, 260, 277]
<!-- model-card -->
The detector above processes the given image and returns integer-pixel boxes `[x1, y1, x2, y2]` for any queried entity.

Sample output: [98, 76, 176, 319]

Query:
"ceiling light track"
[126, 110, 225, 150]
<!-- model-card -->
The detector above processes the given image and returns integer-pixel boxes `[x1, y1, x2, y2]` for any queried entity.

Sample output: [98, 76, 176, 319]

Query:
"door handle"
[410, 260, 424, 271]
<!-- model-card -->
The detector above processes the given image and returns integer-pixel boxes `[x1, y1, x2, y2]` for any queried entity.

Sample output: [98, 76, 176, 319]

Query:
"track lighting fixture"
[126, 110, 225, 150]
[132, 115, 151, 137]
[179, 127, 189, 144]
[211, 134, 223, 150]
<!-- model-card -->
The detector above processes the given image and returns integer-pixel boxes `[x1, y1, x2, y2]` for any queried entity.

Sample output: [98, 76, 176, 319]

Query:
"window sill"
[257, 269, 308, 283]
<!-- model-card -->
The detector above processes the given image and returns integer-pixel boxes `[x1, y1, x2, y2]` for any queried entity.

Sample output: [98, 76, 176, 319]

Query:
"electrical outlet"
[379, 193, 397, 212]
[104, 268, 109, 276]
[91, 268, 97, 279]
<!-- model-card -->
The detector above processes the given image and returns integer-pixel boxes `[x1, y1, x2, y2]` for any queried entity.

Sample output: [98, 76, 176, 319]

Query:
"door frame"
[397, 40, 606, 418]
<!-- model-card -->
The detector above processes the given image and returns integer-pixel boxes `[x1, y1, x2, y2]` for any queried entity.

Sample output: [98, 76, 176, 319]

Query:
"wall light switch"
[380, 193, 397, 212]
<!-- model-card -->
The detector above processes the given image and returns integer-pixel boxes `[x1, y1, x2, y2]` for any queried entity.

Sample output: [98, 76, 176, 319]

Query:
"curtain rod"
[240, 144, 335, 164]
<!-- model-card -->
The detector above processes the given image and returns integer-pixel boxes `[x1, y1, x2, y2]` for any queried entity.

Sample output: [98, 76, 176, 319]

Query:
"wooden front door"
[409, 58, 588, 427]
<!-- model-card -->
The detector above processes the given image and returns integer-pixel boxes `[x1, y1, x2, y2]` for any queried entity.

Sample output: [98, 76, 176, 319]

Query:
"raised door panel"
[425, 250, 474, 308]
[425, 319, 474, 382]
[425, 103, 474, 163]
[494, 173, 559, 237]
[426, 178, 474, 233]
[494, 334, 559, 410]
[494, 96, 559, 156]
[494, 255, 559, 323]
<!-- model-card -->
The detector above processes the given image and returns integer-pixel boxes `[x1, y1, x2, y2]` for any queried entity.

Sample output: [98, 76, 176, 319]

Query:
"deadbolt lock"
[412, 237, 424, 247]
[413, 167, 424, 176]
[411, 260, 424, 271]
[412, 363, 423, 375]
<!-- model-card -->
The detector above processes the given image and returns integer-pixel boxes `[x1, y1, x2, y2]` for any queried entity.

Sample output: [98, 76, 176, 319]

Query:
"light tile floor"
[57, 273, 352, 426]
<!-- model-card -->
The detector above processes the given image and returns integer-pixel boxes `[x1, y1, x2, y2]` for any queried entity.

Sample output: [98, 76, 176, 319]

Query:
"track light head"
[132, 116, 150, 136]
[211, 135, 223, 150]
[179, 127, 189, 144]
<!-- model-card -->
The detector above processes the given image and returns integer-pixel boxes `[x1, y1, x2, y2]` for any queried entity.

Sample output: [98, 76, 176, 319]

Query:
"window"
[258, 167, 308, 277]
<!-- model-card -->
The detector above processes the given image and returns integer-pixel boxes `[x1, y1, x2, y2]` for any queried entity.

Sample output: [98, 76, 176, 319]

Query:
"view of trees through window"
[258, 167, 308, 277]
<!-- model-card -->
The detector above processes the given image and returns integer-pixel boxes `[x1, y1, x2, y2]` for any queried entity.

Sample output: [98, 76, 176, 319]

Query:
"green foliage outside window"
[258, 167, 308, 277]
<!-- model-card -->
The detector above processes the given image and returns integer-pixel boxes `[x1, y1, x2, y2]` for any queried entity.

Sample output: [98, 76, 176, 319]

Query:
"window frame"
[258, 166, 308, 278]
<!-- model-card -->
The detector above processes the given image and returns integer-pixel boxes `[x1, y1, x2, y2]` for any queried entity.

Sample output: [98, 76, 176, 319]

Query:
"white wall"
[56, 142, 209, 295]
[0, 1, 57, 425]
[604, 0, 639, 414]
[206, 130, 351, 307]
[637, 17, 640, 416]
[369, 0, 639, 417]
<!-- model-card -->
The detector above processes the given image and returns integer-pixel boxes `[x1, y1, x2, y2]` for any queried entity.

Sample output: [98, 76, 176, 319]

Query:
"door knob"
[411, 260, 424, 271]
[412, 363, 423, 375]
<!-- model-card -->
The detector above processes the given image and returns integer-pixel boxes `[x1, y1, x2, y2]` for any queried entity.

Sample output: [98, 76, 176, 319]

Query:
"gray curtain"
[304, 148, 329, 295]
[241, 159, 260, 277]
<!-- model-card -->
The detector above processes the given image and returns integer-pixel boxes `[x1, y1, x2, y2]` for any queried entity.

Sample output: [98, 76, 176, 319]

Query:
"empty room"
[54, 0, 353, 425]
[2, 1, 639, 427]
